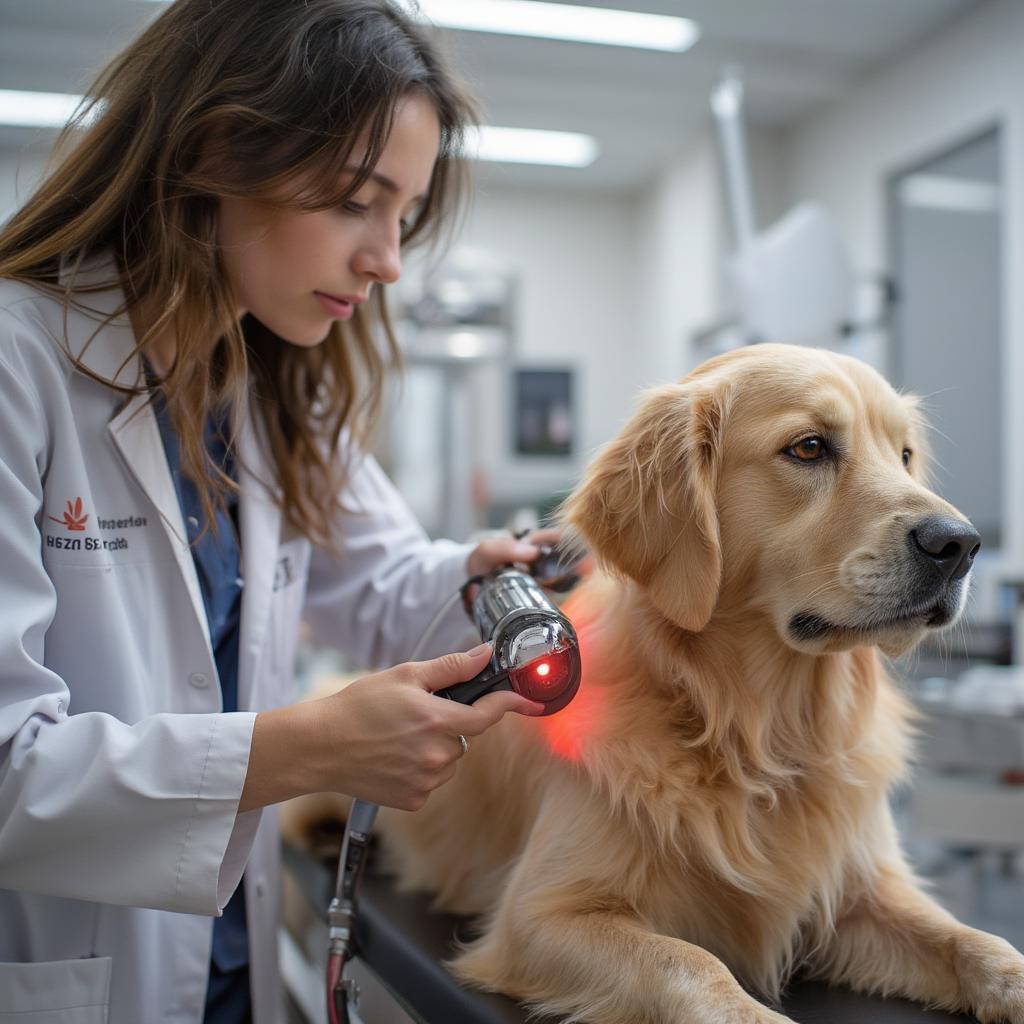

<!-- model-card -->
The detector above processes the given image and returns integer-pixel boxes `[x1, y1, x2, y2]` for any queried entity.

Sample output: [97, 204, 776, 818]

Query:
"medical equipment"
[326, 550, 583, 1024]
[907, 666, 1024, 851]
[434, 567, 581, 713]
[708, 68, 857, 350]
[915, 665, 1024, 772]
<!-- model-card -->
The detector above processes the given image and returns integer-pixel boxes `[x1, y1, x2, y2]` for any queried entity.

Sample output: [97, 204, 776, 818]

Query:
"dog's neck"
[567, 575, 912, 783]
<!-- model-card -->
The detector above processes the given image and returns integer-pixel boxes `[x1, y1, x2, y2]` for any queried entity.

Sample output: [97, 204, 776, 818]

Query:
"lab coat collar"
[56, 250, 141, 388]
[59, 251, 283, 706]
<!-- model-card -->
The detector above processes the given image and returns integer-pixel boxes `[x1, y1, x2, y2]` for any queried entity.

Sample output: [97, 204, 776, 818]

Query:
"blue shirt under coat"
[151, 387, 249, 1022]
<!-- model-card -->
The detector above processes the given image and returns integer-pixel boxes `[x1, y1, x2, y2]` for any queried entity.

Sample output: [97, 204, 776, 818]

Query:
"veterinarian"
[0, 2, 548, 1022]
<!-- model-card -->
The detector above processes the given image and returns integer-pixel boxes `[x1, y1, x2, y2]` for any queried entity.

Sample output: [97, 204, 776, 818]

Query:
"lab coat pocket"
[0, 956, 111, 1022]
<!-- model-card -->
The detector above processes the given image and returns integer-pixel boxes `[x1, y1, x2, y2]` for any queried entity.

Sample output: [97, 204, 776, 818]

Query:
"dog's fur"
[283, 344, 1024, 1023]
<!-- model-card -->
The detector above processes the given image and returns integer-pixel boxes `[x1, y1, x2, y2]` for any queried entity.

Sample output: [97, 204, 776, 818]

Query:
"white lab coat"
[0, 256, 477, 1023]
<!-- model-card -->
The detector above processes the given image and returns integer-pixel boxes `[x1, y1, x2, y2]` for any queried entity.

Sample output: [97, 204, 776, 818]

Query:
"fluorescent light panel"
[416, 0, 699, 52]
[0, 89, 87, 128]
[0, 90, 597, 169]
[468, 125, 597, 166]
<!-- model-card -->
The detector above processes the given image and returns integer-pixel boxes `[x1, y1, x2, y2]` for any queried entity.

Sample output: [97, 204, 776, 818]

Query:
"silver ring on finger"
[457, 733, 469, 756]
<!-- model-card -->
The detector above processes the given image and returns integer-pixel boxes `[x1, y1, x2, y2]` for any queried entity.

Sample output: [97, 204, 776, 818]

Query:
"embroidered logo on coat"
[48, 497, 89, 532]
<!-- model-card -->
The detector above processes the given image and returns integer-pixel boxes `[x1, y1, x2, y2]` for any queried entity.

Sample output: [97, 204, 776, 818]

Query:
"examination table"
[283, 842, 974, 1024]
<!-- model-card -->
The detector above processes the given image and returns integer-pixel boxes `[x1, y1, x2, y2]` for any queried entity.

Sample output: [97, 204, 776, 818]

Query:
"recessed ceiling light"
[415, 0, 700, 52]
[468, 125, 598, 167]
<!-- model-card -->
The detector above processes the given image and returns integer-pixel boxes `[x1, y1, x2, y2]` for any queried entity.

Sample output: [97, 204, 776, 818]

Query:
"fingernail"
[466, 642, 491, 656]
[514, 543, 539, 557]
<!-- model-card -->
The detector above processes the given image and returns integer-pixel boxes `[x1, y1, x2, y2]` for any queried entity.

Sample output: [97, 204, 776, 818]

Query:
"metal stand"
[326, 800, 379, 1024]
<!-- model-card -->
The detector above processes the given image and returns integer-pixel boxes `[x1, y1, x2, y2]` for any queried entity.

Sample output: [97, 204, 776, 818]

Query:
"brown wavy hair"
[0, 0, 476, 547]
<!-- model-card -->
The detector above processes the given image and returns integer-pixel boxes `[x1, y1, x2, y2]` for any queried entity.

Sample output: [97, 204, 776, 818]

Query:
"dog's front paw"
[957, 928, 1024, 1023]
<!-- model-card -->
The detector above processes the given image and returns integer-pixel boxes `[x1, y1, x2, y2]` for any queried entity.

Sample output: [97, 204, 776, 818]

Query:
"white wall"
[784, 0, 1024, 567]
[462, 181, 643, 459]
[393, 182, 648, 526]
[0, 149, 48, 224]
[634, 131, 722, 384]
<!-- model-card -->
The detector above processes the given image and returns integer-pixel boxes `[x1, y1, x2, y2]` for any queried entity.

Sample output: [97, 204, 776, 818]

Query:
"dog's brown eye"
[788, 437, 827, 461]
[902, 448, 912, 468]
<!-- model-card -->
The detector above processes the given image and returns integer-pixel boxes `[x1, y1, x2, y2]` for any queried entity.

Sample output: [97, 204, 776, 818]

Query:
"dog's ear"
[562, 381, 726, 632]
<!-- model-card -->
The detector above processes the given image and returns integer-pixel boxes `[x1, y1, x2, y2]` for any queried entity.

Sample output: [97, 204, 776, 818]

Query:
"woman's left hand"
[466, 528, 561, 577]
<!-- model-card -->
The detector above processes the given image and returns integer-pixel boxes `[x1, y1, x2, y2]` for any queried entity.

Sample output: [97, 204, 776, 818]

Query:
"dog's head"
[563, 343, 979, 656]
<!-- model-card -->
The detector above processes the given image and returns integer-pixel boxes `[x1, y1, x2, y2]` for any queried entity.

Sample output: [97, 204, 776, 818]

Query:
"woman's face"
[217, 92, 441, 345]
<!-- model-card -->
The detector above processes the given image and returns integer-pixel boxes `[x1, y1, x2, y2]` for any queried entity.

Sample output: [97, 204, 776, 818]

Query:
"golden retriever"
[284, 343, 1024, 1023]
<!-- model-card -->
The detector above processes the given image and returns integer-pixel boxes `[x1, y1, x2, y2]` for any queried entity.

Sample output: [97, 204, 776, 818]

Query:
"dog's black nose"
[909, 516, 981, 581]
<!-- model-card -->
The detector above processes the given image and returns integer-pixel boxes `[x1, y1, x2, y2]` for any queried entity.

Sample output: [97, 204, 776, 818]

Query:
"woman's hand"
[466, 527, 561, 578]
[239, 644, 544, 813]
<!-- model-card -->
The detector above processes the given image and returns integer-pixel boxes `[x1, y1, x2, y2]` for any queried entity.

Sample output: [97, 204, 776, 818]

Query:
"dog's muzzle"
[788, 514, 981, 643]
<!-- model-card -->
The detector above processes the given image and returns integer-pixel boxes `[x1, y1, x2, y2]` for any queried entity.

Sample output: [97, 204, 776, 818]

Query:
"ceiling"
[0, 0, 987, 190]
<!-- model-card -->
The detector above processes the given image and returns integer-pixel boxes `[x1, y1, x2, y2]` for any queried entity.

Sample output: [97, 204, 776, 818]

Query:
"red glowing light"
[537, 585, 607, 764]
[510, 650, 573, 701]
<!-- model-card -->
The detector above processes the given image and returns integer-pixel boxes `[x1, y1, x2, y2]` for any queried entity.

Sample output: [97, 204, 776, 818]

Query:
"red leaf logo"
[48, 497, 89, 532]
